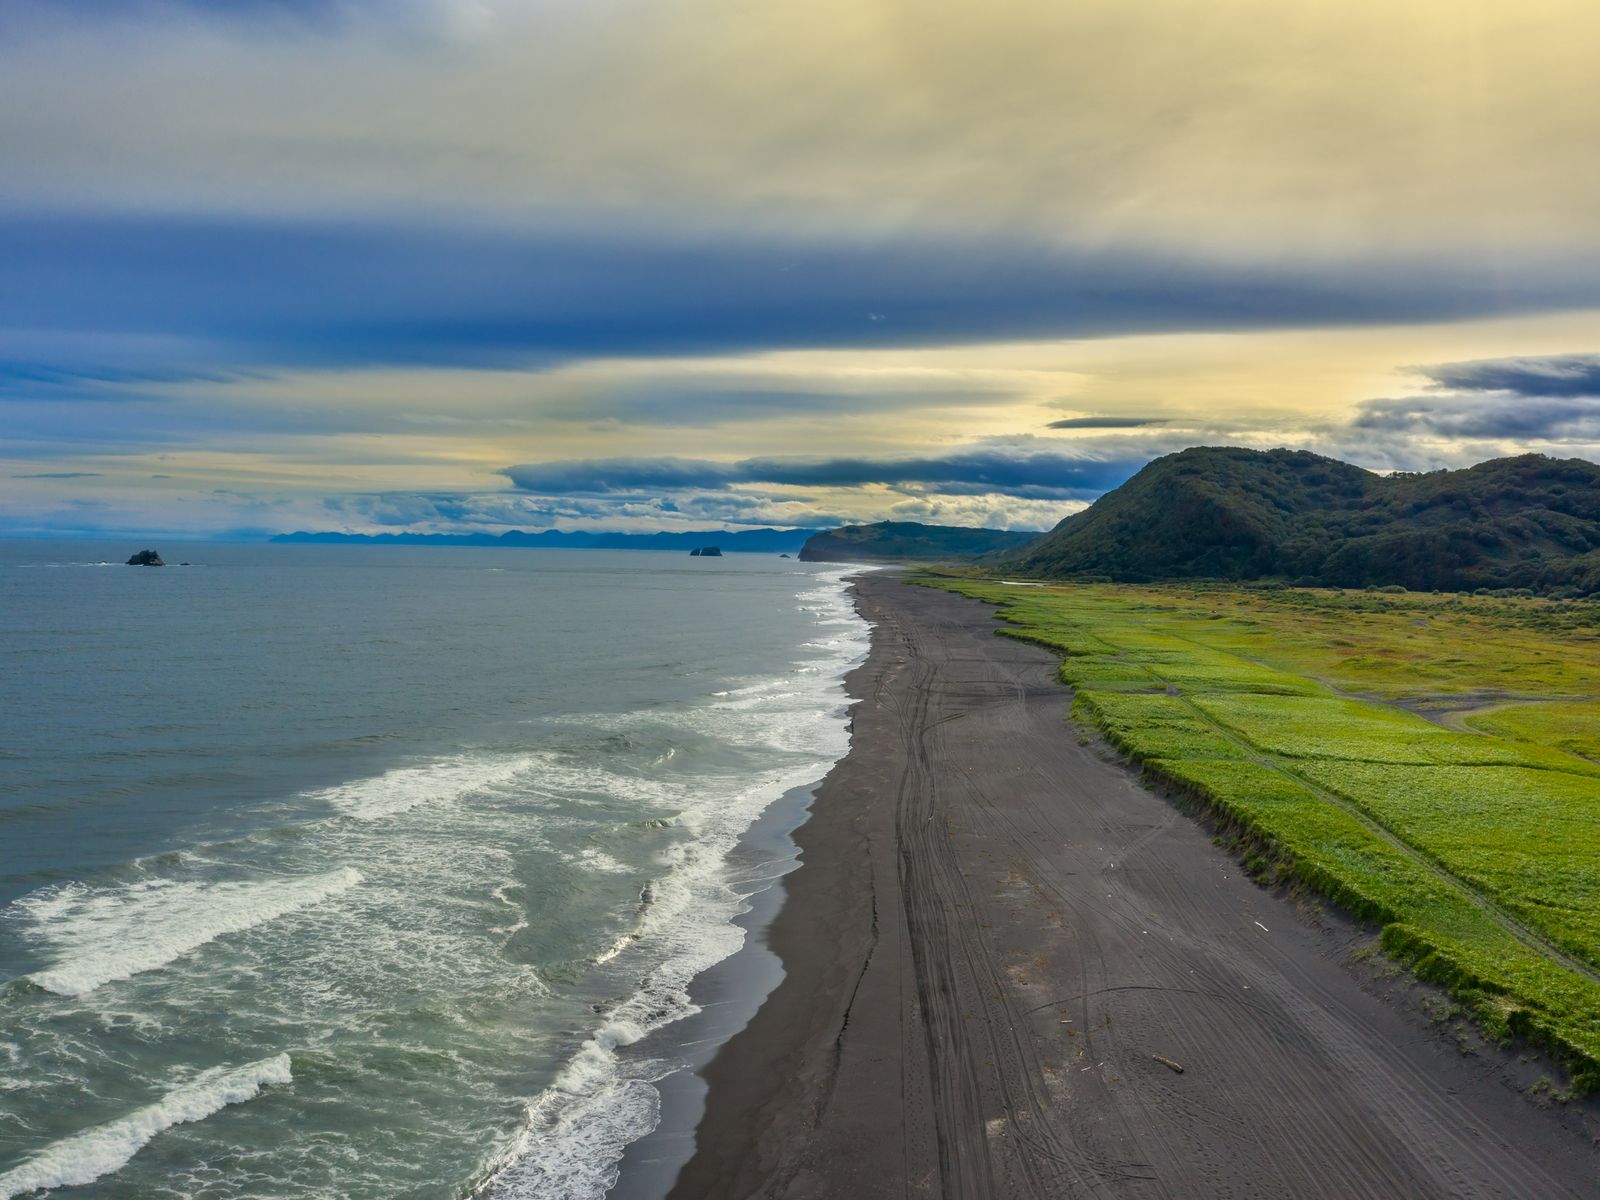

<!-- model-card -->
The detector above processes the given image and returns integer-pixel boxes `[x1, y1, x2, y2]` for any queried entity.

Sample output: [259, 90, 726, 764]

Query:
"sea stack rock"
[126, 549, 165, 566]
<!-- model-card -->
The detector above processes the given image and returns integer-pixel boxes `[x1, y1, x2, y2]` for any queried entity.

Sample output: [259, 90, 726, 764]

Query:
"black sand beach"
[668, 573, 1599, 1199]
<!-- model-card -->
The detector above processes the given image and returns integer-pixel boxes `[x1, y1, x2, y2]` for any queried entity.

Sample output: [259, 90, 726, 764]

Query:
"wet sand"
[667, 573, 1599, 1199]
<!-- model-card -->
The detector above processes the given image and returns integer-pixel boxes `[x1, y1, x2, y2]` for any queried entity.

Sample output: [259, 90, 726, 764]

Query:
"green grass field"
[922, 577, 1600, 1091]
[1466, 701, 1600, 764]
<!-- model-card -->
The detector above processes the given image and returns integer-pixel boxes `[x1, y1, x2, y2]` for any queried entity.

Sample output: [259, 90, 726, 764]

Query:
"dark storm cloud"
[1046, 416, 1168, 429]
[1354, 352, 1600, 439]
[1416, 353, 1600, 398]
[0, 360, 244, 400]
[8, 213, 1600, 390]
[503, 450, 1145, 501]
[1353, 395, 1600, 439]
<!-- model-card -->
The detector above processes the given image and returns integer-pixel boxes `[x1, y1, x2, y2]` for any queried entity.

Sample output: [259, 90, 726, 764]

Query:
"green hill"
[1003, 447, 1600, 595]
[798, 521, 1040, 563]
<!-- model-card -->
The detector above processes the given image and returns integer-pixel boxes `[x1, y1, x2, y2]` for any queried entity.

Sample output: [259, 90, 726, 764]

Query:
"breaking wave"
[0, 1054, 292, 1199]
[17, 869, 362, 996]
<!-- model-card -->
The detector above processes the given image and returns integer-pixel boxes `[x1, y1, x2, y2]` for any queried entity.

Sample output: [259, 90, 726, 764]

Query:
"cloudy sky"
[5, 0, 1600, 538]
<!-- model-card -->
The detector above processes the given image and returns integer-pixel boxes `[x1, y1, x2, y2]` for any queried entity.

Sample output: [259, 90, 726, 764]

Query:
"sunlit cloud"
[3, 1, 1599, 536]
[6, 0, 1600, 259]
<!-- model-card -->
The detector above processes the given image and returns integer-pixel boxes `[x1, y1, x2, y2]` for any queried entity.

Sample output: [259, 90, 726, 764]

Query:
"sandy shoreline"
[662, 573, 1598, 1199]
[606, 776, 814, 1200]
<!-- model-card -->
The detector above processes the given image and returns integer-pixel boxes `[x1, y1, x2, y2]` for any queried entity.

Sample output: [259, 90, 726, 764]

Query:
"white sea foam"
[4, 564, 870, 1200]
[488, 883, 530, 936]
[17, 869, 362, 997]
[0, 1054, 291, 1199]
[309, 754, 541, 821]
[591, 932, 637, 966]
[570, 848, 632, 875]
[0, 1042, 22, 1094]
[479, 763, 835, 1199]
[517, 758, 678, 812]
[478, 567, 871, 1200]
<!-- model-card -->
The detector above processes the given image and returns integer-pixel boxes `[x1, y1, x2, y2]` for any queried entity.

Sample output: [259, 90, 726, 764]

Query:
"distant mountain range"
[797, 521, 1040, 563]
[799, 449, 1600, 596]
[281, 449, 1600, 595]
[273, 527, 811, 554]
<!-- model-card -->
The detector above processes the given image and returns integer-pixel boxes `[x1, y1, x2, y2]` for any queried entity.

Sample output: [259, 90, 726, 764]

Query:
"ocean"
[0, 542, 868, 1199]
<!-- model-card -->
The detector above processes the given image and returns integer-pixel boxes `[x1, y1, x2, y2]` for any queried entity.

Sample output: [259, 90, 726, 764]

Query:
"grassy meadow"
[921, 577, 1600, 1091]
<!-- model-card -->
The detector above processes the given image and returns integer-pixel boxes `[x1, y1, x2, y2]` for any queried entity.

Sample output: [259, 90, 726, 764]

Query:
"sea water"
[0, 543, 868, 1199]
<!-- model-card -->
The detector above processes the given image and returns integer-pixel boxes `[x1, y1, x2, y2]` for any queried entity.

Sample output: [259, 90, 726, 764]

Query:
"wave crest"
[17, 868, 362, 996]
[0, 1054, 291, 1199]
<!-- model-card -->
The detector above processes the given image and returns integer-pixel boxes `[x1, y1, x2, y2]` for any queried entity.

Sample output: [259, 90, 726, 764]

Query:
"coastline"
[605, 775, 814, 1200]
[469, 561, 871, 1200]
[572, 564, 875, 1200]
[661, 573, 1598, 1199]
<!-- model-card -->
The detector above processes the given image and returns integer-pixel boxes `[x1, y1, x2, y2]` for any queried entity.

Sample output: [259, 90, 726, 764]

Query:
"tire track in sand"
[667, 576, 1599, 1200]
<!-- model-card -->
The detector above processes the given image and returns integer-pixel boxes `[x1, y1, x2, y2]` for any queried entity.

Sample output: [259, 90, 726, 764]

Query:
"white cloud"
[5, 0, 1600, 260]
